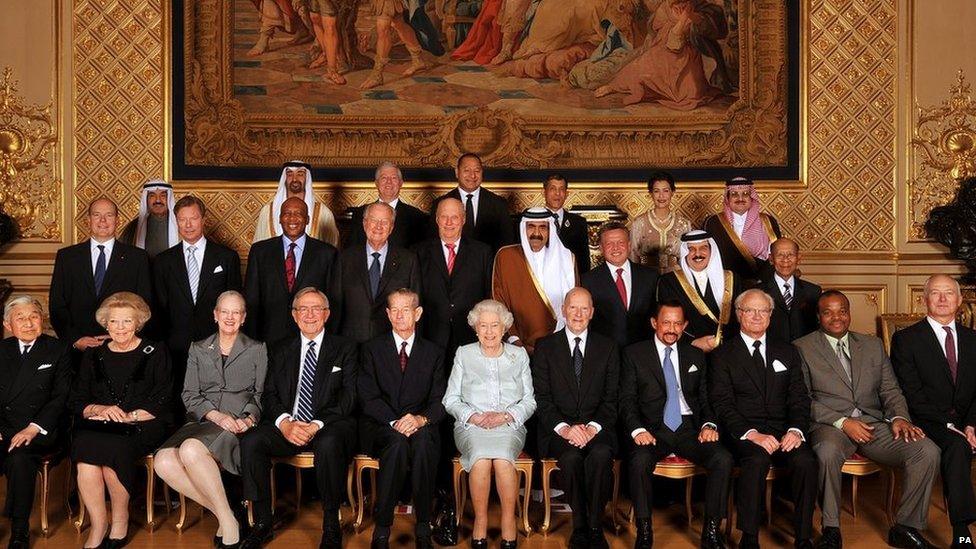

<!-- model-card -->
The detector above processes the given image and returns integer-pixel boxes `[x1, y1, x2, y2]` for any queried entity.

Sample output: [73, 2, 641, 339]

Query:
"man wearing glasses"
[708, 289, 818, 549]
[240, 288, 358, 549]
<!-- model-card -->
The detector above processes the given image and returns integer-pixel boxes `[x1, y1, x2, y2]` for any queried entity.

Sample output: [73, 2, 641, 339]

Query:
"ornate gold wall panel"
[72, 0, 166, 241]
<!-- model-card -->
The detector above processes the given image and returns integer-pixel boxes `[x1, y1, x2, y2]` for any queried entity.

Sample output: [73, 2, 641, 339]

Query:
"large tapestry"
[174, 0, 799, 180]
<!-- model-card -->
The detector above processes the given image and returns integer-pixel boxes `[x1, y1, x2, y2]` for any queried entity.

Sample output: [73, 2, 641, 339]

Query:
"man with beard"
[253, 161, 339, 246]
[702, 177, 782, 286]
[119, 179, 178, 259]
[492, 207, 577, 354]
[657, 230, 741, 353]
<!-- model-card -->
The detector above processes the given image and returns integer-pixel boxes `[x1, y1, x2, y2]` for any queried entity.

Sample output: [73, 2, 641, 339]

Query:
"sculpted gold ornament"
[909, 70, 976, 240]
[0, 67, 58, 238]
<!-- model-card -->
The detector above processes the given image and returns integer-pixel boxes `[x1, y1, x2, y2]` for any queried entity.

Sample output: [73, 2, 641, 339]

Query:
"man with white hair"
[0, 296, 71, 549]
[253, 161, 339, 246]
[119, 179, 178, 258]
[345, 161, 429, 249]
[657, 230, 742, 352]
[703, 176, 783, 285]
[492, 207, 578, 354]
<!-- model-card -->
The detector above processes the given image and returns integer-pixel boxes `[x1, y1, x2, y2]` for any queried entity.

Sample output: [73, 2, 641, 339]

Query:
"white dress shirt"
[90, 238, 115, 274]
[183, 236, 207, 282]
[774, 273, 795, 299]
[367, 242, 389, 272]
[383, 197, 400, 210]
[607, 260, 632, 307]
[441, 239, 460, 265]
[389, 331, 416, 425]
[732, 212, 747, 236]
[553, 329, 603, 435]
[927, 316, 959, 361]
[739, 332, 805, 441]
[458, 186, 481, 224]
[276, 330, 326, 430]
[550, 207, 565, 227]
[691, 269, 709, 295]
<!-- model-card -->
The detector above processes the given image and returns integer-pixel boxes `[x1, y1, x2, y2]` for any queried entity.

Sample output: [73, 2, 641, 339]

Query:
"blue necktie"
[662, 346, 682, 432]
[295, 340, 317, 422]
[368, 251, 382, 300]
[93, 244, 107, 295]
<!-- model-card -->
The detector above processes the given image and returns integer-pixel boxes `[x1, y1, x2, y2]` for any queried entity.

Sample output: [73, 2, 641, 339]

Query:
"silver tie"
[187, 245, 200, 304]
[837, 340, 860, 417]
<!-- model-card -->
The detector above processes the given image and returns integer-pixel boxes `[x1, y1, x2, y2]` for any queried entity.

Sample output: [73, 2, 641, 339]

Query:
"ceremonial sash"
[717, 213, 779, 267]
[675, 270, 734, 343]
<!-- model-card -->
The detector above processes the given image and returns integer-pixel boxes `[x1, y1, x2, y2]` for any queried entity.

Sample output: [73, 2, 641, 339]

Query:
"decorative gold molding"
[0, 67, 60, 240]
[909, 70, 976, 241]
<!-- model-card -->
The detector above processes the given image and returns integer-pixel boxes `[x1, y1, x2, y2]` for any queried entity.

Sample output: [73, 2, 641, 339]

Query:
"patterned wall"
[69, 0, 899, 258]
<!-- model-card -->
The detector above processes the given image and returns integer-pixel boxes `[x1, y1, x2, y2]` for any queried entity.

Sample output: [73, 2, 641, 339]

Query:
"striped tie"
[295, 340, 317, 422]
[186, 245, 199, 303]
[783, 283, 793, 309]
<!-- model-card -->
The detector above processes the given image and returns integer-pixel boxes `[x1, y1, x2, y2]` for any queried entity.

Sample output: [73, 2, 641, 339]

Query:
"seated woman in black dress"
[69, 291, 172, 549]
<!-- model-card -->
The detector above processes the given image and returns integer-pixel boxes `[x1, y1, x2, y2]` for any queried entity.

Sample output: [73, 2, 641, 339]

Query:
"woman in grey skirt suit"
[154, 291, 267, 548]
[443, 299, 536, 549]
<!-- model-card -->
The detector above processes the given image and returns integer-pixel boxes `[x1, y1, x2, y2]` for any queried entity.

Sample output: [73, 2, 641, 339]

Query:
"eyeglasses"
[737, 307, 772, 316]
[293, 306, 329, 314]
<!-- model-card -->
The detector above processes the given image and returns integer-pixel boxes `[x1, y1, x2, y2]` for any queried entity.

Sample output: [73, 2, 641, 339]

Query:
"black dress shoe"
[700, 518, 725, 549]
[370, 536, 390, 549]
[888, 524, 936, 549]
[240, 522, 273, 549]
[739, 533, 761, 549]
[434, 507, 459, 546]
[470, 539, 488, 549]
[104, 534, 129, 549]
[7, 530, 29, 549]
[319, 519, 342, 549]
[569, 527, 590, 549]
[795, 540, 814, 549]
[817, 526, 842, 549]
[218, 540, 242, 549]
[500, 539, 517, 549]
[634, 518, 653, 549]
[416, 531, 435, 549]
[590, 527, 609, 549]
[214, 535, 222, 548]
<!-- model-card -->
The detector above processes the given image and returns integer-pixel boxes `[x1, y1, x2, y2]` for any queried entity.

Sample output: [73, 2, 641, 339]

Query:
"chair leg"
[246, 501, 255, 528]
[346, 464, 356, 519]
[145, 463, 157, 532]
[519, 465, 533, 536]
[270, 465, 277, 517]
[851, 476, 859, 520]
[765, 476, 773, 527]
[74, 499, 87, 533]
[370, 469, 377, 516]
[176, 492, 189, 532]
[685, 477, 694, 526]
[453, 464, 464, 528]
[163, 483, 172, 517]
[541, 465, 553, 536]
[354, 463, 368, 532]
[610, 461, 621, 534]
[294, 467, 303, 516]
[39, 460, 51, 537]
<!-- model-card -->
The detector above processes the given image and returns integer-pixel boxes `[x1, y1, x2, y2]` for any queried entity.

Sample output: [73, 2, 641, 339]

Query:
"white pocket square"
[331, 366, 342, 373]
[687, 365, 699, 373]
[37, 363, 53, 370]
[213, 265, 224, 274]
[772, 359, 788, 373]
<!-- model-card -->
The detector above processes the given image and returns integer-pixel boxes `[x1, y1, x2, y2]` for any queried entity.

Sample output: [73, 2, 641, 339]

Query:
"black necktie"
[573, 336, 583, 383]
[21, 344, 31, 359]
[368, 252, 382, 299]
[752, 340, 765, 375]
[94, 244, 107, 295]
[465, 193, 475, 227]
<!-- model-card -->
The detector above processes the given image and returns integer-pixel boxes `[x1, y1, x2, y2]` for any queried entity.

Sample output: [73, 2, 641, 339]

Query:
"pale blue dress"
[443, 342, 536, 471]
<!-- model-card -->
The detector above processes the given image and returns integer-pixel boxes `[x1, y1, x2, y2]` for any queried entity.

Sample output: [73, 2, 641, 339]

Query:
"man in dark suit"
[582, 221, 658, 348]
[244, 197, 338, 346]
[702, 177, 782, 286]
[0, 296, 71, 549]
[759, 238, 821, 342]
[709, 289, 818, 549]
[620, 300, 731, 549]
[892, 274, 976, 549]
[430, 153, 515, 254]
[345, 162, 429, 249]
[413, 197, 491, 544]
[49, 197, 152, 353]
[657, 231, 742, 353]
[330, 202, 421, 344]
[532, 287, 618, 549]
[153, 195, 242, 398]
[358, 289, 446, 549]
[543, 174, 591, 273]
[240, 287, 358, 549]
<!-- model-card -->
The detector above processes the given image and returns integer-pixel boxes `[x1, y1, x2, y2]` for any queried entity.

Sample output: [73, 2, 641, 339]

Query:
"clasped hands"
[280, 418, 321, 446]
[746, 430, 803, 455]
[84, 404, 154, 423]
[633, 425, 717, 447]
[393, 413, 427, 437]
[206, 410, 255, 434]
[559, 424, 599, 448]
[468, 411, 512, 430]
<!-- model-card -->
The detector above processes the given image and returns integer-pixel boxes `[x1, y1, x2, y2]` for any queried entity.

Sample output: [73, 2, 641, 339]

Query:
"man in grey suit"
[796, 290, 939, 549]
